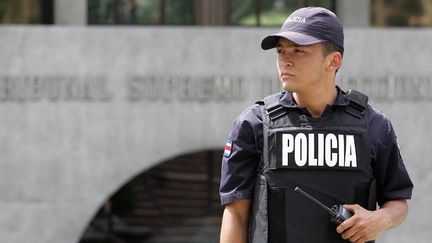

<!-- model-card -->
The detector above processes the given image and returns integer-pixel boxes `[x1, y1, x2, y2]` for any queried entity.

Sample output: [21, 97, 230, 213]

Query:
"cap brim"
[261, 31, 325, 50]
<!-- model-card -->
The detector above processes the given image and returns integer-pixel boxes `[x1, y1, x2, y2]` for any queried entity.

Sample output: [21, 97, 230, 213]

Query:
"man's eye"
[276, 49, 283, 54]
[295, 49, 305, 53]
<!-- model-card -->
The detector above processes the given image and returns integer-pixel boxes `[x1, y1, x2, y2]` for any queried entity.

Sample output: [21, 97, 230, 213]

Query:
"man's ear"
[325, 52, 342, 72]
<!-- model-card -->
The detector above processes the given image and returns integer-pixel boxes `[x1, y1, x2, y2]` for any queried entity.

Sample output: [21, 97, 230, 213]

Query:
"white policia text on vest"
[280, 132, 358, 168]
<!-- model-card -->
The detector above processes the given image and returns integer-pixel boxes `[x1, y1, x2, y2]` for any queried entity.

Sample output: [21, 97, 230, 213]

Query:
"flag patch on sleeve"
[224, 139, 233, 158]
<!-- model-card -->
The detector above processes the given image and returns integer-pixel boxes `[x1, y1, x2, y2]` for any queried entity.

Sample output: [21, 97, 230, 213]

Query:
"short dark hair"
[322, 42, 344, 57]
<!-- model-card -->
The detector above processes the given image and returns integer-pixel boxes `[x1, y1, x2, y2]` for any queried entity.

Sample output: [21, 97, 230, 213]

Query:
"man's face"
[276, 38, 329, 93]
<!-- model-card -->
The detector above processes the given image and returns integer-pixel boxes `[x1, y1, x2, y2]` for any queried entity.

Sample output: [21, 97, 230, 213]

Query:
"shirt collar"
[278, 86, 350, 108]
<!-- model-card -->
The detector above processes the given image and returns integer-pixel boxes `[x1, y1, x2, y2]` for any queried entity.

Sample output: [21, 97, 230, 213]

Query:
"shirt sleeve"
[370, 109, 414, 206]
[219, 105, 263, 205]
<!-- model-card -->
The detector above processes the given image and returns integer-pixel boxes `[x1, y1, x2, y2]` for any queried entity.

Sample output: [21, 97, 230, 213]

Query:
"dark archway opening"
[79, 150, 224, 243]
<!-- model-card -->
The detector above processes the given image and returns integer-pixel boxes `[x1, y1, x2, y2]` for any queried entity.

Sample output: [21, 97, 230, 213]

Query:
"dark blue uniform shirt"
[220, 88, 413, 206]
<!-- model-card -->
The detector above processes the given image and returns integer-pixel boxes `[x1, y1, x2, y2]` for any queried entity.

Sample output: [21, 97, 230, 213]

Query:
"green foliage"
[383, 0, 424, 26]
[384, 0, 397, 4]
[401, 0, 423, 15]
[230, 0, 257, 24]
[383, 0, 423, 15]
[165, 0, 194, 25]
[239, 11, 288, 26]
[88, 0, 194, 25]
[0, 0, 42, 24]
[0, 2, 5, 18]
[232, 0, 334, 26]
[308, 0, 332, 9]
[85, 0, 336, 26]
[87, 0, 101, 24]
[386, 15, 406, 26]
[137, 0, 160, 24]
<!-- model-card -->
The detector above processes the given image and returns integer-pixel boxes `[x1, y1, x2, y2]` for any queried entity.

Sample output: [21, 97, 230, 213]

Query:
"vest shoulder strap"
[345, 89, 369, 119]
[261, 92, 287, 121]
[258, 90, 368, 120]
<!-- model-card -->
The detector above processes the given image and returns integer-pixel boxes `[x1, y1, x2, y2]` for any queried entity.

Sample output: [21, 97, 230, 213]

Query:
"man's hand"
[336, 204, 391, 242]
[336, 199, 408, 243]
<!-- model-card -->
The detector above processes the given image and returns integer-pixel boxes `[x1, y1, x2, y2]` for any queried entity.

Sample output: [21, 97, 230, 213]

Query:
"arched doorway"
[79, 149, 224, 243]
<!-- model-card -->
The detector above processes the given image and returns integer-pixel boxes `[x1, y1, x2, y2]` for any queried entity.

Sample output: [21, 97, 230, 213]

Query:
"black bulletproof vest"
[249, 90, 377, 243]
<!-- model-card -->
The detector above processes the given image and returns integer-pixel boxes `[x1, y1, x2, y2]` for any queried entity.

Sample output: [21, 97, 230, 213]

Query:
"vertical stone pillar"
[336, 0, 371, 27]
[54, 0, 87, 25]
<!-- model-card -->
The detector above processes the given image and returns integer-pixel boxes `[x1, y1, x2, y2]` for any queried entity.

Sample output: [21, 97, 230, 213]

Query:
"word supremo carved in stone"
[128, 76, 245, 102]
[281, 133, 357, 168]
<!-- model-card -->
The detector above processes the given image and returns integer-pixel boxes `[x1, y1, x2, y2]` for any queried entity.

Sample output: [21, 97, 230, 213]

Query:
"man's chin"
[281, 82, 297, 92]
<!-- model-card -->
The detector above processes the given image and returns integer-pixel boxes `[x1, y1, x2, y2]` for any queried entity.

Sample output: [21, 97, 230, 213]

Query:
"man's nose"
[280, 55, 294, 67]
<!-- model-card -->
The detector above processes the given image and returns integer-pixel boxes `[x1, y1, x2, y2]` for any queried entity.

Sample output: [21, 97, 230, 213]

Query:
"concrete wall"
[0, 26, 430, 243]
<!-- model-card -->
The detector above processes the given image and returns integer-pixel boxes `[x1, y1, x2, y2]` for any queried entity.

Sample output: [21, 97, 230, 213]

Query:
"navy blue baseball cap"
[261, 7, 344, 50]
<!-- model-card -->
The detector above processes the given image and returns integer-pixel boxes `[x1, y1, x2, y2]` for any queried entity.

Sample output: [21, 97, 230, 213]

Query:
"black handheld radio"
[294, 187, 353, 225]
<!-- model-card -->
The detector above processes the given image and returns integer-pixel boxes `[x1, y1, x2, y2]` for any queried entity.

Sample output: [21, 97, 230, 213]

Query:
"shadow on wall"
[79, 150, 224, 243]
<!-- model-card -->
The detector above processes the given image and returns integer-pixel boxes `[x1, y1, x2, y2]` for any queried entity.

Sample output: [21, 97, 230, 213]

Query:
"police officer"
[219, 7, 413, 243]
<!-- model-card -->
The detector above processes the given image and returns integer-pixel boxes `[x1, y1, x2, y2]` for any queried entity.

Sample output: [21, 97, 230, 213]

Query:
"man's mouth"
[280, 72, 294, 77]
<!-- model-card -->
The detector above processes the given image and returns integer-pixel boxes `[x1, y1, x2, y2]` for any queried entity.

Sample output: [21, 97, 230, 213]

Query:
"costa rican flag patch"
[224, 139, 233, 158]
